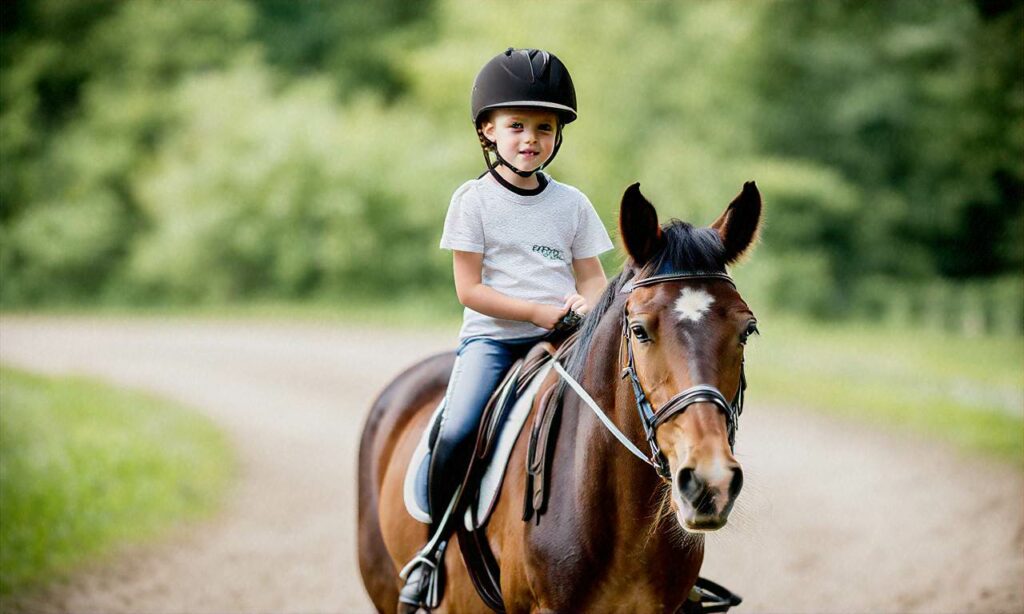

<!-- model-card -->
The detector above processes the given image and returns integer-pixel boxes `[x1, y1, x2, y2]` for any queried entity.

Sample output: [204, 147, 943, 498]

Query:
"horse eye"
[740, 321, 759, 345]
[630, 324, 651, 342]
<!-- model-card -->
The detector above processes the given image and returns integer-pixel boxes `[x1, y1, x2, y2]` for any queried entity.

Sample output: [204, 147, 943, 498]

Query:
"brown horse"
[359, 181, 762, 613]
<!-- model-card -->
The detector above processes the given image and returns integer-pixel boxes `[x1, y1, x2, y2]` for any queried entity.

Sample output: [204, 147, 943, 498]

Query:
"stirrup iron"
[685, 576, 742, 613]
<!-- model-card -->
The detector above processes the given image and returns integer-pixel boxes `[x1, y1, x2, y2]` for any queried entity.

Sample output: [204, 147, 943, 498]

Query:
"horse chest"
[520, 520, 697, 613]
[525, 568, 687, 614]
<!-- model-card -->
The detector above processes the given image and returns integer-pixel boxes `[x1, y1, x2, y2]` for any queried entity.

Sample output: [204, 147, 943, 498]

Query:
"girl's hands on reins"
[553, 293, 588, 332]
[564, 293, 589, 316]
[531, 303, 570, 330]
[531, 294, 590, 330]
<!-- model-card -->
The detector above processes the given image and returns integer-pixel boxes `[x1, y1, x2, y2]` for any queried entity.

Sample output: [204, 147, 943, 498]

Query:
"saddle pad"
[403, 398, 445, 523]
[402, 362, 554, 529]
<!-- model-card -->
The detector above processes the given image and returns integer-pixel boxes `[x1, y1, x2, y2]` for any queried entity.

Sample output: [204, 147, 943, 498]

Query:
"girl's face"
[482, 108, 559, 173]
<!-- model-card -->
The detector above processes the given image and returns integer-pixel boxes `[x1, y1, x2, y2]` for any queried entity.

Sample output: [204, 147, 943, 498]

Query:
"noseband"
[552, 271, 747, 481]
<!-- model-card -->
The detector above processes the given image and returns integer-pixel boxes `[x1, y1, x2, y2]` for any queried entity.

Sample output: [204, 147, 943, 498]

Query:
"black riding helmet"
[471, 48, 577, 177]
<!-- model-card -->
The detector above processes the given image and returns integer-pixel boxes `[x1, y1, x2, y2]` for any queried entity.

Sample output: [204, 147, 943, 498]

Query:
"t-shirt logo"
[532, 244, 565, 262]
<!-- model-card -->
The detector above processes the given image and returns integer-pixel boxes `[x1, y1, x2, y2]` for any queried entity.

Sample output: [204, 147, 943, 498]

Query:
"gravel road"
[0, 316, 1021, 614]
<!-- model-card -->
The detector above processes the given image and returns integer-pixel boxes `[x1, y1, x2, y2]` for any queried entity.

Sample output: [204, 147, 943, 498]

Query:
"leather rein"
[552, 271, 747, 481]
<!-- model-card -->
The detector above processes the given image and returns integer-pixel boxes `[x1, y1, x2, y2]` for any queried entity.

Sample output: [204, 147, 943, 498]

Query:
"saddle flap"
[465, 361, 553, 530]
[476, 360, 525, 460]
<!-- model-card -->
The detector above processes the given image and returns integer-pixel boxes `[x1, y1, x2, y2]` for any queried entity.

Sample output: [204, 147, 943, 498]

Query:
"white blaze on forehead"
[674, 288, 715, 322]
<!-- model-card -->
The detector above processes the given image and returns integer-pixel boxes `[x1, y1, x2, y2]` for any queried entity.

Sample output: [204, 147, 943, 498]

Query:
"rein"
[553, 271, 747, 481]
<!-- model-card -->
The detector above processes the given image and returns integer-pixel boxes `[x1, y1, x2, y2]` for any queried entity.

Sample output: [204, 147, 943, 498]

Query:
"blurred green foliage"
[0, 366, 232, 596]
[747, 314, 1024, 462]
[0, 0, 1021, 332]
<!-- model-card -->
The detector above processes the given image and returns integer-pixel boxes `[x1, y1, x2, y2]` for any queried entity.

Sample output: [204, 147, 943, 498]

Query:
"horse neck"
[526, 303, 702, 606]
[565, 309, 684, 548]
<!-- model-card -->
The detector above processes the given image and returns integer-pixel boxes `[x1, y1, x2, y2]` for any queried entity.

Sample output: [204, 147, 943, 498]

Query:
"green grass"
[0, 367, 233, 597]
[745, 315, 1024, 462]
[3, 293, 464, 331]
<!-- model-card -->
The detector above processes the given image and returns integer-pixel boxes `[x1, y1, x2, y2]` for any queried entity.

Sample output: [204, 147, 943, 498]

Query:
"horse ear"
[619, 183, 664, 266]
[711, 181, 762, 265]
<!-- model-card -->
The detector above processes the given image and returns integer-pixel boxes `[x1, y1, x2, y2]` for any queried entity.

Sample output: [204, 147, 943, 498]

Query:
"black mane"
[565, 220, 727, 381]
[638, 219, 727, 278]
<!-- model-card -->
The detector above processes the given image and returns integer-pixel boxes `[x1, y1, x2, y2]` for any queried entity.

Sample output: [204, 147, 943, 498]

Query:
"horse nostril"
[677, 467, 700, 500]
[728, 467, 744, 498]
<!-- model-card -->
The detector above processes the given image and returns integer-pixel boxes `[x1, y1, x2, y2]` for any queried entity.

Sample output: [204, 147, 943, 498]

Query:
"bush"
[1, 193, 127, 304]
[127, 60, 468, 303]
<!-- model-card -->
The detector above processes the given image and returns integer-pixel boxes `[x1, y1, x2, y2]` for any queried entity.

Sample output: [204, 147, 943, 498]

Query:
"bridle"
[620, 271, 746, 480]
[552, 270, 747, 482]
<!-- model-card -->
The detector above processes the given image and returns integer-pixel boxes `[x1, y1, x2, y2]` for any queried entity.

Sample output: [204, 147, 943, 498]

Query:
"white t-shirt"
[440, 172, 615, 340]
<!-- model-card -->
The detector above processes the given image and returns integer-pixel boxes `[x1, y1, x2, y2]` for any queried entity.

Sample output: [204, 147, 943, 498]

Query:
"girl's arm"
[571, 257, 608, 310]
[453, 250, 568, 329]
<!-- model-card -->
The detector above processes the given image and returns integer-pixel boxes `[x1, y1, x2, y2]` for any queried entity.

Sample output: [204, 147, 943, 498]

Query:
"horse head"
[618, 181, 761, 532]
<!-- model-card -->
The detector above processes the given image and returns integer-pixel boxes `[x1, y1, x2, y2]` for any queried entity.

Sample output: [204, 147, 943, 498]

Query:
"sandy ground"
[0, 316, 1021, 614]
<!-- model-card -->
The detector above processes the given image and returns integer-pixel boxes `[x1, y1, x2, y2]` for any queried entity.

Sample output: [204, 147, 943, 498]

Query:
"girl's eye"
[740, 321, 759, 345]
[630, 323, 651, 343]
[510, 122, 523, 129]
[538, 123, 553, 132]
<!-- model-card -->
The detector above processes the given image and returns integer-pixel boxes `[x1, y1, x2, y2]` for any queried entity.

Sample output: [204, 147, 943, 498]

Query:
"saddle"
[402, 338, 563, 526]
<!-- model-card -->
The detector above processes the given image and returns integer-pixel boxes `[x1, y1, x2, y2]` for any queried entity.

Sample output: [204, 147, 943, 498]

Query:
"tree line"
[1, 0, 1020, 332]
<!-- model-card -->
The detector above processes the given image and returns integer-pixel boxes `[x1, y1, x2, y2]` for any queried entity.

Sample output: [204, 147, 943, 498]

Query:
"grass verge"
[0, 367, 233, 597]
[746, 315, 1024, 463]
[2, 293, 464, 332]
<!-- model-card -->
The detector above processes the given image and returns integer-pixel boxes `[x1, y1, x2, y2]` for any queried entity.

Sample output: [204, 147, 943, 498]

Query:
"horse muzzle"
[673, 462, 743, 532]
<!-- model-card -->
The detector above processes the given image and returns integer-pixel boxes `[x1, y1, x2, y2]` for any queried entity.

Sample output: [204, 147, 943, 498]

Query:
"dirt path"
[0, 316, 1021, 614]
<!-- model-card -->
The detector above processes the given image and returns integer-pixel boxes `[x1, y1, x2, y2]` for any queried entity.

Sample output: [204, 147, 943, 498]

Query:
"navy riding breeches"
[424, 334, 545, 517]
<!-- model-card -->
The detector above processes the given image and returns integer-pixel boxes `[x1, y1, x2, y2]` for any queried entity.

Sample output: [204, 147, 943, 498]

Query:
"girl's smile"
[482, 108, 560, 188]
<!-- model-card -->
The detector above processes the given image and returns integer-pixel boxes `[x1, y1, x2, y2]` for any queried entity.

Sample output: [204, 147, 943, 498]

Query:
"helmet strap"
[544, 126, 564, 171]
[475, 124, 564, 178]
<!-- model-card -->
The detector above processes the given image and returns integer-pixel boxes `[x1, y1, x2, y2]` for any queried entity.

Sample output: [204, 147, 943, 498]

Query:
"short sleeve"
[571, 195, 614, 259]
[439, 183, 485, 252]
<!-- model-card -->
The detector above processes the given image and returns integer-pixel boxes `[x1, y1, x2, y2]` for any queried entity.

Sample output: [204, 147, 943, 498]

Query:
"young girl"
[400, 48, 613, 610]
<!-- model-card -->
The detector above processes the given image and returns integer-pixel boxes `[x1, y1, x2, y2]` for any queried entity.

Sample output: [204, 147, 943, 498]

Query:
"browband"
[621, 272, 735, 293]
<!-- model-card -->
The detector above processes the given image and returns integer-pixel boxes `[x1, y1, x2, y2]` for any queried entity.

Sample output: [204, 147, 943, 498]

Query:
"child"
[399, 48, 613, 610]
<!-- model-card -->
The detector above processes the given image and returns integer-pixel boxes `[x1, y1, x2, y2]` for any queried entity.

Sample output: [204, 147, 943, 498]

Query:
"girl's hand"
[564, 293, 589, 315]
[531, 303, 570, 330]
